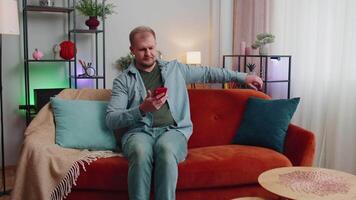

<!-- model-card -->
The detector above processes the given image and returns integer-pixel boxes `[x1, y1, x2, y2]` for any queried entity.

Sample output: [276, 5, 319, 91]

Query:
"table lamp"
[0, 0, 20, 195]
[186, 51, 201, 88]
[186, 51, 201, 65]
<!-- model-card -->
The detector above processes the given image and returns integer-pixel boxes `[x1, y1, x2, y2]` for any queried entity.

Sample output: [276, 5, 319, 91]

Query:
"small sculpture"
[39, 0, 54, 7]
[85, 62, 95, 76]
[32, 49, 44, 60]
[79, 59, 96, 77]
[52, 44, 61, 60]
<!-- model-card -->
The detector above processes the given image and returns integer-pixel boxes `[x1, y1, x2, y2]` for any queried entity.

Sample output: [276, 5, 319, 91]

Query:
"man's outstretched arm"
[244, 75, 263, 90]
[176, 62, 263, 90]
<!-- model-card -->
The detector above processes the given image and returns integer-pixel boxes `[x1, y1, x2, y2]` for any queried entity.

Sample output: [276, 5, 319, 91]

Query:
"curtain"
[232, 0, 270, 57]
[269, 0, 356, 173]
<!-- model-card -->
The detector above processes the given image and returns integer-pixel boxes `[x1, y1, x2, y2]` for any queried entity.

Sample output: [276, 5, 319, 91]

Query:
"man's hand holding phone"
[139, 87, 168, 114]
[154, 87, 167, 96]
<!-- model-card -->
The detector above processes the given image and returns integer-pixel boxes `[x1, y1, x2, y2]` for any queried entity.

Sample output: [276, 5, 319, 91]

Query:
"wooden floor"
[0, 166, 16, 200]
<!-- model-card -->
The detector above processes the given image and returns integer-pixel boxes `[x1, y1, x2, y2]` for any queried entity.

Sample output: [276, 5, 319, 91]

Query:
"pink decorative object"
[279, 170, 351, 197]
[245, 47, 252, 55]
[240, 41, 246, 55]
[32, 49, 44, 60]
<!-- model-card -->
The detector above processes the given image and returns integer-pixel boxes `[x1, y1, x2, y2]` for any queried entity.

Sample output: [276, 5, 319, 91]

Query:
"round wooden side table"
[258, 167, 356, 200]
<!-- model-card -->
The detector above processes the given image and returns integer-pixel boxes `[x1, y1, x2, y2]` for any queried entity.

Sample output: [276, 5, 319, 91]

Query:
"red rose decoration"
[59, 41, 76, 60]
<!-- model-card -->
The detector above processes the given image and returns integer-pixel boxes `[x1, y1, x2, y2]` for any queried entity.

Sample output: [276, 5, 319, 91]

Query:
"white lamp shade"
[186, 51, 201, 65]
[0, 0, 20, 35]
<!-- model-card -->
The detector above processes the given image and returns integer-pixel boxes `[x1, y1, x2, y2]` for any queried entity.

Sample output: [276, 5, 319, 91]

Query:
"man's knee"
[154, 132, 187, 164]
[127, 144, 154, 165]
[154, 142, 178, 164]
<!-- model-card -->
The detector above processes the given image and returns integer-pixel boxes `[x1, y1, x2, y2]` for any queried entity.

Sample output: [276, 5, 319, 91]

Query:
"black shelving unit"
[70, 0, 106, 90]
[222, 55, 291, 99]
[20, 0, 106, 125]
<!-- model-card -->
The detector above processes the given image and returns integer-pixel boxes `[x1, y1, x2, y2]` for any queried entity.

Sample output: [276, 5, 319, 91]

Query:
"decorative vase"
[240, 41, 246, 55]
[85, 16, 100, 30]
[32, 49, 44, 60]
[52, 44, 61, 60]
[259, 45, 268, 55]
[245, 47, 252, 55]
[59, 41, 76, 60]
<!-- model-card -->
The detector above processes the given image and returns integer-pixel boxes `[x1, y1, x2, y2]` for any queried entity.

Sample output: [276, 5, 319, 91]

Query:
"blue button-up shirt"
[106, 59, 246, 144]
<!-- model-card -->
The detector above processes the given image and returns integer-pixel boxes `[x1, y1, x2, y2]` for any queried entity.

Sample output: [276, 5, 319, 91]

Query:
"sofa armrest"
[283, 124, 316, 166]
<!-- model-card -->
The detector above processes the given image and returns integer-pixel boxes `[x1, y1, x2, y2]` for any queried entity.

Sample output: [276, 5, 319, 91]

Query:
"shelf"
[223, 55, 292, 58]
[22, 1, 107, 125]
[19, 104, 35, 110]
[25, 5, 74, 13]
[264, 80, 289, 83]
[71, 75, 105, 79]
[26, 59, 74, 62]
[18, 105, 36, 115]
[223, 54, 291, 99]
[70, 29, 104, 34]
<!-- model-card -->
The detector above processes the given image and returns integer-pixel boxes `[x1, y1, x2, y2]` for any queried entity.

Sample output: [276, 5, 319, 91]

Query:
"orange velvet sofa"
[67, 89, 315, 200]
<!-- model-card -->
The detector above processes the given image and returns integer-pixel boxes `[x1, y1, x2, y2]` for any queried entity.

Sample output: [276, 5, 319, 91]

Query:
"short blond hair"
[129, 26, 156, 45]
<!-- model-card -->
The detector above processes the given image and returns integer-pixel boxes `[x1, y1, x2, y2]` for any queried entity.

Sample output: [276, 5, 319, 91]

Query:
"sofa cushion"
[51, 98, 117, 150]
[74, 145, 292, 191]
[74, 155, 129, 191]
[177, 145, 292, 189]
[188, 89, 270, 149]
[233, 97, 300, 152]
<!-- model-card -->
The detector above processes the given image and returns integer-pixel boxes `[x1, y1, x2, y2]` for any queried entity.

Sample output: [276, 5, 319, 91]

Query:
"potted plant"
[76, 0, 115, 30]
[116, 53, 134, 71]
[115, 51, 163, 71]
[246, 63, 256, 75]
[251, 33, 275, 55]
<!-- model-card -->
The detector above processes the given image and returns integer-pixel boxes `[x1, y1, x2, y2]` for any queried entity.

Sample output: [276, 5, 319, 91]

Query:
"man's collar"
[127, 62, 138, 75]
[157, 59, 169, 70]
[128, 59, 168, 75]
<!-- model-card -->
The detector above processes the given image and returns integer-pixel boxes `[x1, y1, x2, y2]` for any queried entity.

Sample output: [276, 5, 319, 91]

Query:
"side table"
[258, 167, 356, 200]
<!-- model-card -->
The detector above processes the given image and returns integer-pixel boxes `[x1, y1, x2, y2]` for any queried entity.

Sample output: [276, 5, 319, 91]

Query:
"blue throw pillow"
[232, 97, 300, 152]
[51, 98, 116, 151]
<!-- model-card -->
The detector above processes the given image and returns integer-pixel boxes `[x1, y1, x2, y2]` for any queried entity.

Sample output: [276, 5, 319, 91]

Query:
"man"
[106, 26, 263, 200]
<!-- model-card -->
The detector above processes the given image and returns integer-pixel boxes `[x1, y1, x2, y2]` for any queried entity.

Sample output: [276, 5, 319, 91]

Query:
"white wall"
[2, 0, 233, 165]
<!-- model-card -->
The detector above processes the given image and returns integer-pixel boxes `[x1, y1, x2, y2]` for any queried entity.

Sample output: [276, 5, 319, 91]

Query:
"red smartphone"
[154, 87, 167, 96]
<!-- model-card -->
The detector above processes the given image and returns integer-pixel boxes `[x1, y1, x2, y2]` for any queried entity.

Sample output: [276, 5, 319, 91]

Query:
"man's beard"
[140, 58, 156, 68]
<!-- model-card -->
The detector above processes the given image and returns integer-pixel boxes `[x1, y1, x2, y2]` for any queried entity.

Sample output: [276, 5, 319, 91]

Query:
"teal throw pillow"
[51, 98, 116, 151]
[232, 97, 300, 152]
